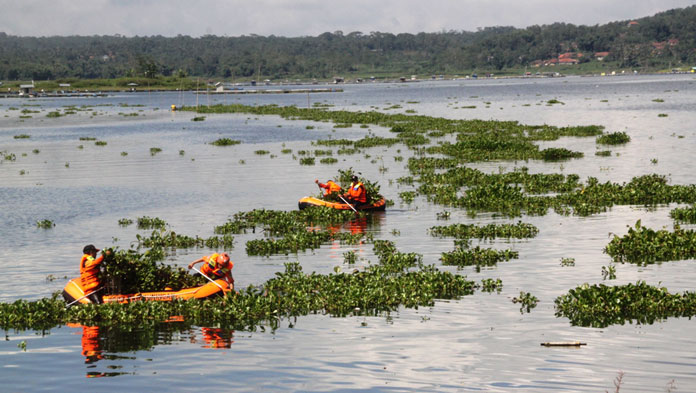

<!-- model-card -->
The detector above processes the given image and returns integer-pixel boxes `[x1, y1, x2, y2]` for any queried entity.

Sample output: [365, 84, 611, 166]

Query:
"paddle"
[190, 266, 225, 291]
[338, 194, 359, 213]
[66, 287, 104, 307]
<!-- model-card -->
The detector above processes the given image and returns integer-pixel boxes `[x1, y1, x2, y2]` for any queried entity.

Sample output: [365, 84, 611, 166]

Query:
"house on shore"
[19, 83, 35, 96]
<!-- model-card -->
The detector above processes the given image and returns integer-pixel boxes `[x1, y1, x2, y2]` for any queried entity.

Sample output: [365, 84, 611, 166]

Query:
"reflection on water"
[195, 327, 234, 349]
[67, 321, 235, 378]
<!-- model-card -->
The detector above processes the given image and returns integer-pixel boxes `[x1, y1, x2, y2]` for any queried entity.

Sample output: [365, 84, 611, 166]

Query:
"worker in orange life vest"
[315, 178, 342, 198]
[80, 244, 108, 304]
[342, 175, 367, 206]
[188, 252, 234, 285]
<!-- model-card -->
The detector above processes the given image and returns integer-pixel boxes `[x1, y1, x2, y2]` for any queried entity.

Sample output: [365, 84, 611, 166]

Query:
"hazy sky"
[2, 0, 695, 37]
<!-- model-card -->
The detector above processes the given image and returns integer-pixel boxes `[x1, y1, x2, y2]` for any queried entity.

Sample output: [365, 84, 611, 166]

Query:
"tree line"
[0, 6, 694, 81]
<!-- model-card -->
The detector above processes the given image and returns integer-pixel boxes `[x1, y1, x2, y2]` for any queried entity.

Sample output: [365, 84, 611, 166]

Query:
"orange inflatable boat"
[298, 196, 386, 211]
[62, 277, 232, 305]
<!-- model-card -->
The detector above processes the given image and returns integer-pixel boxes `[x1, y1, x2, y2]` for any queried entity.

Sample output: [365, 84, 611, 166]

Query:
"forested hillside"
[1, 6, 694, 80]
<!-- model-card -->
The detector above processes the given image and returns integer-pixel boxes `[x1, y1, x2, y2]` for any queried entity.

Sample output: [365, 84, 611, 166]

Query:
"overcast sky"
[2, 0, 695, 37]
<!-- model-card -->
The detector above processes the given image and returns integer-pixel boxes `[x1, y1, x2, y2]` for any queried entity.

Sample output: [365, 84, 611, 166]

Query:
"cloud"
[1, 0, 695, 37]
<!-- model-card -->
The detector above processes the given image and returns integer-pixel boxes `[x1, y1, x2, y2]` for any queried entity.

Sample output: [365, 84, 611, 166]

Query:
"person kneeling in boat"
[342, 175, 368, 207]
[187, 252, 234, 285]
[315, 178, 342, 200]
[80, 244, 110, 304]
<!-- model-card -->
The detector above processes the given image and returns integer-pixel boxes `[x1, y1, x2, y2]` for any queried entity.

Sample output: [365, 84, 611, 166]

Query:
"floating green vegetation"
[95, 141, 107, 146]
[605, 220, 696, 264]
[343, 250, 357, 264]
[254, 150, 270, 155]
[19, 169, 25, 175]
[118, 218, 134, 226]
[281, 148, 292, 154]
[436, 211, 451, 220]
[36, 219, 55, 229]
[670, 205, 696, 224]
[216, 207, 360, 239]
[512, 291, 538, 313]
[460, 105, 477, 109]
[595, 150, 612, 156]
[430, 221, 539, 240]
[32, 149, 40, 154]
[319, 157, 338, 164]
[3, 152, 17, 161]
[121, 151, 128, 156]
[546, 99, 564, 105]
[179, 150, 185, 156]
[79, 137, 96, 141]
[299, 157, 315, 165]
[247, 230, 334, 256]
[652, 98, 665, 103]
[136, 229, 234, 250]
[337, 147, 359, 155]
[480, 278, 503, 292]
[554, 281, 696, 328]
[601, 265, 617, 280]
[540, 147, 583, 161]
[13, 134, 30, 139]
[211, 138, 241, 146]
[20, 109, 39, 114]
[399, 191, 416, 204]
[658, 113, 668, 117]
[150, 147, 162, 156]
[46, 111, 62, 118]
[136, 216, 168, 230]
[597, 131, 630, 145]
[441, 246, 518, 267]
[416, 166, 694, 217]
[560, 257, 575, 267]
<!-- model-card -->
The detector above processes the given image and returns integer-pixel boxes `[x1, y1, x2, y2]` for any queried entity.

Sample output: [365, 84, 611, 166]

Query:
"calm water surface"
[1, 75, 695, 392]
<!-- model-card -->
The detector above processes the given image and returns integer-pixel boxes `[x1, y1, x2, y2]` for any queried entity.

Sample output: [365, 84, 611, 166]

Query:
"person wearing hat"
[188, 252, 234, 285]
[80, 244, 107, 304]
[342, 175, 367, 206]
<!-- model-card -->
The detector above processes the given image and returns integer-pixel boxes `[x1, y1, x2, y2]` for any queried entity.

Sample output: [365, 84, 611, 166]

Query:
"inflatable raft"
[298, 196, 386, 211]
[62, 277, 232, 305]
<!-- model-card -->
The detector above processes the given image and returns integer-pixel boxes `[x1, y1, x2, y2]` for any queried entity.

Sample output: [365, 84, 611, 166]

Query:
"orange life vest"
[348, 181, 367, 203]
[201, 253, 234, 280]
[319, 180, 342, 196]
[80, 253, 104, 291]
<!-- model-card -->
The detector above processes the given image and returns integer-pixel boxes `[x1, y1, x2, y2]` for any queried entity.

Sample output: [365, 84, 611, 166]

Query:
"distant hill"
[1, 6, 694, 81]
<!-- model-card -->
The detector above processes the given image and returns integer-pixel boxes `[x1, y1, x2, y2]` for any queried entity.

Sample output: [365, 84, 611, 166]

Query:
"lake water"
[1, 74, 695, 392]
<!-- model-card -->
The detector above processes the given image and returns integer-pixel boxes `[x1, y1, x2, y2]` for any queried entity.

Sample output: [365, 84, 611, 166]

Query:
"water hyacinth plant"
[211, 138, 241, 146]
[604, 220, 696, 264]
[555, 281, 696, 328]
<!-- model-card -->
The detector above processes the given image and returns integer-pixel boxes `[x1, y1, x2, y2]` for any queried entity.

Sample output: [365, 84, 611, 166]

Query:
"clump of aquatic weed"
[604, 219, 696, 264]
[597, 131, 630, 145]
[36, 219, 55, 229]
[555, 281, 696, 328]
[512, 291, 538, 313]
[211, 138, 241, 146]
